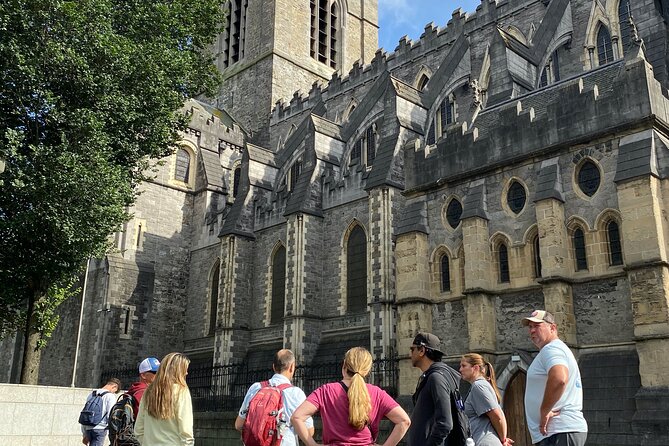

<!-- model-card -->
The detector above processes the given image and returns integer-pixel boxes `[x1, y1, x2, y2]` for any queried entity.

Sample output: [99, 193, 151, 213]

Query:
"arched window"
[426, 94, 456, 145]
[539, 50, 560, 88]
[310, 0, 339, 68]
[232, 166, 241, 198]
[417, 74, 430, 92]
[350, 123, 378, 167]
[271, 246, 286, 324]
[618, 0, 632, 51]
[440, 254, 451, 292]
[208, 262, 220, 335]
[498, 244, 510, 283]
[597, 25, 614, 66]
[347, 226, 367, 313]
[573, 228, 588, 271]
[533, 235, 542, 278]
[222, 0, 248, 68]
[607, 220, 623, 266]
[175, 148, 191, 183]
[284, 157, 303, 192]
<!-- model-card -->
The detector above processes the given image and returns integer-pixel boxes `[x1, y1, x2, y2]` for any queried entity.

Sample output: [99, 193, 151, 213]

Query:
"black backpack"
[446, 386, 471, 446]
[108, 393, 140, 446]
[79, 390, 110, 426]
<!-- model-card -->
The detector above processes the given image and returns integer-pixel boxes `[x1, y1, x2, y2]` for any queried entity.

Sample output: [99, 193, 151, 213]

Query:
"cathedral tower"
[214, 0, 378, 141]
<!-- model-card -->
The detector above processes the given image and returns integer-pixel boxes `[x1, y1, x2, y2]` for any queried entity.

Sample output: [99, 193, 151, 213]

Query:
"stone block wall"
[0, 384, 108, 446]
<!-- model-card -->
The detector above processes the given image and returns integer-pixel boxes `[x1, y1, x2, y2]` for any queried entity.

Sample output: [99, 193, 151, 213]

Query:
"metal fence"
[102, 357, 399, 412]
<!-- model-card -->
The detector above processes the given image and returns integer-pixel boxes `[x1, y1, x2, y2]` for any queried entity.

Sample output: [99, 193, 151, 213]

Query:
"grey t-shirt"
[464, 379, 503, 446]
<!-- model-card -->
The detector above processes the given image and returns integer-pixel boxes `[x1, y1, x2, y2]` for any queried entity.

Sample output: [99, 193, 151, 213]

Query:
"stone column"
[215, 235, 253, 365]
[617, 175, 669, 443]
[461, 216, 496, 352]
[535, 198, 577, 345]
[368, 187, 397, 359]
[395, 231, 432, 395]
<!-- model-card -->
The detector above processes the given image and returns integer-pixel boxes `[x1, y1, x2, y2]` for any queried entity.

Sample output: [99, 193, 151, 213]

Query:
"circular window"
[446, 198, 463, 229]
[507, 181, 527, 214]
[577, 160, 600, 197]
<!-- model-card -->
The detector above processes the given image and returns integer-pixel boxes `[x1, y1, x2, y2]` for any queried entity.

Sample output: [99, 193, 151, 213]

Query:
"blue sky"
[378, 0, 481, 53]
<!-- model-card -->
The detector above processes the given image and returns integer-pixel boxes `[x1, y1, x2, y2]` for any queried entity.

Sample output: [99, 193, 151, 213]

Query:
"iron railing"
[102, 357, 399, 412]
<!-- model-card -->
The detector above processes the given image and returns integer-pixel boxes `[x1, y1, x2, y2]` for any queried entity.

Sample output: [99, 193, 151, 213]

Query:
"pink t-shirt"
[306, 382, 399, 446]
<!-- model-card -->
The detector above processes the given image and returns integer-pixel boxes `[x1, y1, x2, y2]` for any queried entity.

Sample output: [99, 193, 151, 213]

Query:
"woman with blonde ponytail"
[460, 353, 513, 446]
[292, 347, 410, 446]
[135, 352, 194, 445]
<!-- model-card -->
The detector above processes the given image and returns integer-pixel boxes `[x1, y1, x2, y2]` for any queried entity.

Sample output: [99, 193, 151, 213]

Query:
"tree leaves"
[0, 0, 224, 357]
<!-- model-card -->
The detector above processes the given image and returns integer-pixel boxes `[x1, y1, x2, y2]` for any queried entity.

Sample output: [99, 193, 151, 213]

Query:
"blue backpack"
[79, 390, 110, 426]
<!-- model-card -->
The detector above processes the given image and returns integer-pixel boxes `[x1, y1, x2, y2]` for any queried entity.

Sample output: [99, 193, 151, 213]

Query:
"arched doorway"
[503, 371, 532, 446]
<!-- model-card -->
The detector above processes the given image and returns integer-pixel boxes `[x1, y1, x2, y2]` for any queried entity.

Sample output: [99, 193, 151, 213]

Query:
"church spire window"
[311, 0, 339, 68]
[222, 0, 248, 68]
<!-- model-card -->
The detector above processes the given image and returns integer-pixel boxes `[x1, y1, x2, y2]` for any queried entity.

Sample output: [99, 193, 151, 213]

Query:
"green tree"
[0, 0, 224, 383]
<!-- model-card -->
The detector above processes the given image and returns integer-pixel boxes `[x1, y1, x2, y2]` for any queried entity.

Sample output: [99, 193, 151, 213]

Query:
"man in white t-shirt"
[522, 310, 588, 446]
[235, 349, 314, 446]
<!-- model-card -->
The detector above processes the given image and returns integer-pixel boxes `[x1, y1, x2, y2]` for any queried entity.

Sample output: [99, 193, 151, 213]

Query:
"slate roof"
[200, 148, 226, 193]
[534, 163, 564, 202]
[461, 183, 488, 220]
[396, 199, 428, 236]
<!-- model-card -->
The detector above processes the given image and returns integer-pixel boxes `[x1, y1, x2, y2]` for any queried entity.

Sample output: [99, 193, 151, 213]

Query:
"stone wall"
[0, 384, 107, 446]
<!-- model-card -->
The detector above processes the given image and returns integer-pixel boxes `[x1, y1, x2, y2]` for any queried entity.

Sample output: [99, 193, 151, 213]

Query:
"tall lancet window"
[310, 0, 339, 68]
[347, 225, 367, 313]
[222, 0, 248, 68]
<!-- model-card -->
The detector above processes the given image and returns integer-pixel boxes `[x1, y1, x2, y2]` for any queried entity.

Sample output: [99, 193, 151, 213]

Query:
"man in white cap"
[522, 310, 587, 446]
[126, 357, 160, 417]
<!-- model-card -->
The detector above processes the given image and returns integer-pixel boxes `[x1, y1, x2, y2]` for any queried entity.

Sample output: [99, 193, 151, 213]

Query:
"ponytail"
[484, 361, 502, 403]
[343, 347, 372, 430]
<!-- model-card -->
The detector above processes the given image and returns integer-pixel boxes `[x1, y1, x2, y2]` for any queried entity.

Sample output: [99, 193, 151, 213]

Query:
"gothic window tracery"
[498, 243, 510, 283]
[445, 198, 463, 229]
[346, 225, 367, 313]
[350, 123, 379, 167]
[232, 166, 241, 198]
[607, 220, 623, 266]
[175, 148, 191, 183]
[507, 181, 527, 214]
[283, 157, 303, 192]
[208, 261, 220, 335]
[618, 0, 632, 51]
[539, 50, 560, 88]
[440, 254, 451, 292]
[271, 246, 286, 325]
[310, 0, 339, 68]
[577, 160, 601, 197]
[222, 0, 248, 68]
[533, 234, 542, 278]
[426, 94, 456, 145]
[597, 25, 614, 66]
[573, 227, 588, 271]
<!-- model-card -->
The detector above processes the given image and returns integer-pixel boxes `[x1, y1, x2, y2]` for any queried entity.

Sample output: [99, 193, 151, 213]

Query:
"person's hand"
[502, 437, 515, 446]
[539, 409, 560, 435]
[82, 435, 89, 445]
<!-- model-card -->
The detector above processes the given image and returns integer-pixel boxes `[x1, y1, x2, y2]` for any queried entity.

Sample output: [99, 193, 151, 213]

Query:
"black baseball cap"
[412, 332, 443, 354]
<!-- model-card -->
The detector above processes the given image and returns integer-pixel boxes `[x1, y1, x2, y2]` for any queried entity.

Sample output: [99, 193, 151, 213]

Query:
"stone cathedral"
[3, 0, 669, 444]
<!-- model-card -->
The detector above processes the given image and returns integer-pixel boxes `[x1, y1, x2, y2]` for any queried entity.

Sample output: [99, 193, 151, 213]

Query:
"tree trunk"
[20, 290, 44, 384]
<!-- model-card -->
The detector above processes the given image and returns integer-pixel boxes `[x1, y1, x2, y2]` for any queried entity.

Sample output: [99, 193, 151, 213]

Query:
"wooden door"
[503, 371, 533, 446]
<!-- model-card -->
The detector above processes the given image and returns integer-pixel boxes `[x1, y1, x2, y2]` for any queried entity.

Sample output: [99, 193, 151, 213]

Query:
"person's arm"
[290, 400, 322, 446]
[426, 374, 453, 446]
[539, 364, 568, 435]
[485, 407, 511, 445]
[376, 406, 410, 446]
[176, 387, 195, 446]
[234, 416, 245, 431]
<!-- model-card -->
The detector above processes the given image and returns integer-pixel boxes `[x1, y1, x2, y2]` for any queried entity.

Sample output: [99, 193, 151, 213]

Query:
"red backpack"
[242, 381, 292, 446]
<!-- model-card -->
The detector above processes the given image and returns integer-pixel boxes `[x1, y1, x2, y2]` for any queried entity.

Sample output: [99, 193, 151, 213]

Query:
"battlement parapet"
[405, 58, 661, 191]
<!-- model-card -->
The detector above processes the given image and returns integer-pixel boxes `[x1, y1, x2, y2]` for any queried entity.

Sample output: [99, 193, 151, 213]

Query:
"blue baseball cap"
[138, 357, 160, 374]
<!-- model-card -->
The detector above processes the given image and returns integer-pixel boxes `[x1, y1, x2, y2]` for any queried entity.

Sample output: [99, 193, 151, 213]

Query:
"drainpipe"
[71, 258, 91, 387]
